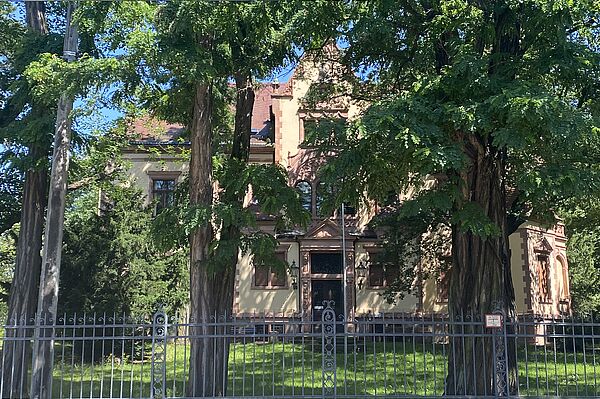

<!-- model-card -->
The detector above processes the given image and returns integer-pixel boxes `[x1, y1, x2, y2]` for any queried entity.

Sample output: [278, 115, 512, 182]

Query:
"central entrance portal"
[310, 252, 344, 321]
[311, 279, 343, 320]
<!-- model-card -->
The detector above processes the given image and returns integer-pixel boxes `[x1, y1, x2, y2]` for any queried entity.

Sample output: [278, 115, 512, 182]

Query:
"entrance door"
[311, 280, 343, 321]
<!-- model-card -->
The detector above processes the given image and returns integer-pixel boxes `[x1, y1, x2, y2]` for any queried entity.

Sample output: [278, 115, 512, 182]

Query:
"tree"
[0, 3, 54, 395]
[0, 2, 144, 396]
[0, 167, 23, 236]
[307, 1, 600, 395]
[562, 197, 600, 317]
[30, 2, 79, 396]
[150, 2, 317, 394]
[59, 182, 188, 317]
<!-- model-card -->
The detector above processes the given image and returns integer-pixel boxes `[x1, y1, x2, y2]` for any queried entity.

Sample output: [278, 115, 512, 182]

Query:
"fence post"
[321, 300, 337, 398]
[151, 309, 168, 399]
[493, 309, 509, 397]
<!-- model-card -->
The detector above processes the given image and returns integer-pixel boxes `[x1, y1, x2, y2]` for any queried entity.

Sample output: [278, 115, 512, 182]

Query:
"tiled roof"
[251, 84, 273, 137]
[128, 116, 186, 145]
[129, 83, 275, 145]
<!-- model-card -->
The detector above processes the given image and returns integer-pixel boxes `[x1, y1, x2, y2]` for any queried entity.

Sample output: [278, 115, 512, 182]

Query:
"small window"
[295, 181, 312, 212]
[152, 179, 176, 214]
[368, 261, 399, 288]
[254, 252, 287, 288]
[369, 263, 385, 287]
[536, 254, 551, 303]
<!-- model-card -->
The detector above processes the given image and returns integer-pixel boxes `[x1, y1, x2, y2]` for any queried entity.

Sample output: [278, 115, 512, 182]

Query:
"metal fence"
[0, 302, 599, 398]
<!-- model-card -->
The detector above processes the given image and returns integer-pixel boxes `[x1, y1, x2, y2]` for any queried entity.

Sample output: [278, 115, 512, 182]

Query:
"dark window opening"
[369, 263, 385, 287]
[295, 181, 312, 213]
[152, 179, 176, 214]
[537, 254, 551, 303]
[254, 252, 287, 288]
[368, 261, 399, 288]
[310, 252, 343, 274]
[342, 202, 356, 216]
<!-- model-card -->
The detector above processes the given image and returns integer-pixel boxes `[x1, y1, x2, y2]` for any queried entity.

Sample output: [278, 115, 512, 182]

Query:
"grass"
[42, 336, 600, 398]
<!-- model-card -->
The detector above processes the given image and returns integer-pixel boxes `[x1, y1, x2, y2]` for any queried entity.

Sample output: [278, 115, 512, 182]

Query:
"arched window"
[557, 257, 569, 300]
[295, 181, 312, 212]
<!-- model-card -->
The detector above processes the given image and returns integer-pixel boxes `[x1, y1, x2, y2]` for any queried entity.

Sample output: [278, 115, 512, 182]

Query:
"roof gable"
[305, 219, 342, 239]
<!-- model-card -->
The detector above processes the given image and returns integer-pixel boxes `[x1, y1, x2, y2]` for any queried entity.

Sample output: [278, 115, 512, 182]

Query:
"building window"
[295, 181, 312, 213]
[152, 179, 176, 213]
[310, 252, 343, 274]
[368, 262, 399, 288]
[558, 257, 569, 301]
[302, 118, 347, 147]
[254, 252, 287, 288]
[315, 181, 334, 216]
[536, 254, 551, 303]
[314, 180, 356, 218]
[342, 202, 356, 216]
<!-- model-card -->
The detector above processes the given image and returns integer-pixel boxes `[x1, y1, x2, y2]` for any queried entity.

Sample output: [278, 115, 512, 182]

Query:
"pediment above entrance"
[533, 235, 553, 253]
[304, 219, 342, 239]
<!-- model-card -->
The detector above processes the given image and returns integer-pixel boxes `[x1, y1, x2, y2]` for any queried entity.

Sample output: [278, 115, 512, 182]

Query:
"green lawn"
[44, 337, 600, 398]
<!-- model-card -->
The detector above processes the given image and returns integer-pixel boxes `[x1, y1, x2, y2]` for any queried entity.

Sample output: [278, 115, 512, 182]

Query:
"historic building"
[123, 54, 571, 322]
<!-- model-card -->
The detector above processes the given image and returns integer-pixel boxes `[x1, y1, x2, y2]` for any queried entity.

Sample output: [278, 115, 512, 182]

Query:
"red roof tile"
[251, 84, 273, 133]
[129, 83, 276, 144]
[128, 116, 185, 143]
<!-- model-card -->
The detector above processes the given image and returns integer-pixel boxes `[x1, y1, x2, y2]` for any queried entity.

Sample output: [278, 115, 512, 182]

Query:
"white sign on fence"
[484, 313, 503, 328]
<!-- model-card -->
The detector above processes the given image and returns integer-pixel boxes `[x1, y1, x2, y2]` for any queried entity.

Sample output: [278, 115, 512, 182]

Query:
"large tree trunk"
[186, 74, 255, 397]
[444, 4, 521, 395]
[1, 148, 48, 399]
[445, 134, 517, 396]
[0, 3, 49, 397]
[186, 82, 217, 397]
[210, 72, 254, 396]
[231, 73, 254, 164]
[30, 4, 78, 398]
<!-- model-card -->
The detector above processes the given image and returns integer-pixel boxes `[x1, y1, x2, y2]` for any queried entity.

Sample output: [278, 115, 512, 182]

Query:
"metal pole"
[341, 204, 348, 367]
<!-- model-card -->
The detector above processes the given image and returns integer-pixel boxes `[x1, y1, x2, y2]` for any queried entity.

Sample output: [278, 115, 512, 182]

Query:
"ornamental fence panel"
[0, 302, 598, 398]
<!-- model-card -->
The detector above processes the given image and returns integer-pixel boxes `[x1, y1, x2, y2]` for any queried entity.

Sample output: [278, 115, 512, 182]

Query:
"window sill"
[251, 285, 290, 291]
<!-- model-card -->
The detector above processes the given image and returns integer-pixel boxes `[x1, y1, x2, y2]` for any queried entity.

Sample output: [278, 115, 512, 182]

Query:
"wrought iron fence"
[0, 302, 598, 398]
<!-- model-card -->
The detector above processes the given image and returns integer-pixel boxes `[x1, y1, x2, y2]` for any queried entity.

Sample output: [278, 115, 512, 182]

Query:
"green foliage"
[0, 5, 57, 172]
[0, 225, 17, 318]
[152, 161, 310, 274]
[305, 0, 600, 298]
[0, 167, 22, 235]
[60, 183, 188, 316]
[562, 197, 600, 317]
[566, 230, 600, 317]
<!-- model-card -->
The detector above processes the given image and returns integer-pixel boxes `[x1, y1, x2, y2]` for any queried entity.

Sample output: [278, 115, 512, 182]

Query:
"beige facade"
[122, 150, 188, 206]
[125, 52, 571, 320]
